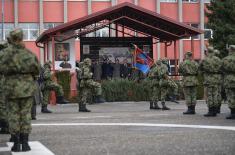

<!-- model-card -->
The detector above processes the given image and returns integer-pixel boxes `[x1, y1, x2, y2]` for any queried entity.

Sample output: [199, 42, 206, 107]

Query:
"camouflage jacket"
[41, 66, 54, 87]
[199, 55, 222, 86]
[179, 59, 199, 87]
[81, 65, 93, 79]
[222, 53, 235, 88]
[158, 63, 169, 87]
[0, 43, 40, 98]
[148, 65, 160, 87]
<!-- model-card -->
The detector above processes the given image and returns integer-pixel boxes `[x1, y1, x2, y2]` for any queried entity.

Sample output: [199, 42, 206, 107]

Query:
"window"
[169, 60, 178, 75]
[160, 0, 177, 2]
[184, 23, 200, 40]
[204, 0, 211, 3]
[44, 23, 62, 30]
[18, 23, 39, 41]
[87, 27, 109, 37]
[182, 0, 198, 2]
[0, 23, 14, 40]
[204, 24, 213, 39]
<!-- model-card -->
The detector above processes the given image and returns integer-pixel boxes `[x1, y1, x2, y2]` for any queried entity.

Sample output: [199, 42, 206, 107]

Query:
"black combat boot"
[204, 107, 217, 117]
[31, 104, 37, 120]
[149, 101, 154, 109]
[56, 96, 69, 104]
[21, 133, 31, 152]
[11, 133, 21, 152]
[154, 102, 161, 110]
[79, 104, 91, 112]
[161, 102, 170, 110]
[9, 134, 14, 142]
[94, 96, 106, 103]
[41, 105, 52, 113]
[0, 121, 9, 134]
[226, 108, 235, 119]
[169, 96, 179, 104]
[183, 106, 195, 115]
[215, 105, 221, 114]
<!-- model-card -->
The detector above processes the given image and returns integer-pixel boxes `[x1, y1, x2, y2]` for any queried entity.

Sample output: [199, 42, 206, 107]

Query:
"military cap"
[9, 28, 23, 42]
[156, 59, 161, 65]
[83, 58, 92, 66]
[229, 45, 235, 52]
[214, 49, 220, 55]
[185, 51, 192, 57]
[44, 61, 52, 68]
[161, 57, 168, 65]
[207, 46, 214, 53]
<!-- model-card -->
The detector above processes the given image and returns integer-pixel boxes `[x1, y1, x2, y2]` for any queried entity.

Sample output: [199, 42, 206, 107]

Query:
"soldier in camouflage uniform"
[200, 46, 222, 117]
[77, 58, 105, 112]
[0, 41, 9, 134]
[179, 52, 199, 114]
[0, 29, 40, 152]
[158, 58, 171, 110]
[41, 61, 69, 113]
[222, 45, 235, 119]
[148, 61, 161, 110]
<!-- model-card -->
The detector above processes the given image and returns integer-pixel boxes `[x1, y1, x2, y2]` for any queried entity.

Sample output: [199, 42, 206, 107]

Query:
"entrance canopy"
[36, 2, 202, 46]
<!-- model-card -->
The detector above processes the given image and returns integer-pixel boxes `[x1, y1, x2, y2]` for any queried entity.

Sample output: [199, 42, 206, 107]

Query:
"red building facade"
[0, 0, 211, 96]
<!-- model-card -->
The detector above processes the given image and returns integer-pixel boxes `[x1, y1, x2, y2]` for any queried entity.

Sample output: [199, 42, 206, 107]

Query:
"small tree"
[206, 0, 235, 58]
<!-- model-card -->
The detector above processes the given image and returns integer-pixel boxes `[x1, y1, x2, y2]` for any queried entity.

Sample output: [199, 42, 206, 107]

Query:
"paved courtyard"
[0, 101, 235, 155]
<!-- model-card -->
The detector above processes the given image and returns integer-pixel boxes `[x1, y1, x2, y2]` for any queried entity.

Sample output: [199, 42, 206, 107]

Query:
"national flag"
[132, 44, 154, 74]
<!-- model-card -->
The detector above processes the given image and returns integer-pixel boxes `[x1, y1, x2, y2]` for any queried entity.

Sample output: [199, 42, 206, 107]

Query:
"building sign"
[83, 45, 90, 54]
[55, 43, 70, 61]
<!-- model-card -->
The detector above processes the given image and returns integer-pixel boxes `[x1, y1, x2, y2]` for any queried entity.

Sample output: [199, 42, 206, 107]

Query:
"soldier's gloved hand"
[90, 73, 93, 76]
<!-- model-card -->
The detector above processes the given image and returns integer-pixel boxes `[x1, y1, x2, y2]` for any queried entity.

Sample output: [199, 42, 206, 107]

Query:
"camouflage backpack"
[201, 56, 222, 73]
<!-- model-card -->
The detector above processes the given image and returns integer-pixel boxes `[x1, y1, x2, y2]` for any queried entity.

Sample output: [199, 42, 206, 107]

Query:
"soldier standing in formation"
[148, 61, 161, 110]
[77, 58, 105, 112]
[40, 61, 69, 113]
[0, 41, 9, 134]
[200, 46, 222, 117]
[222, 45, 235, 119]
[158, 58, 171, 110]
[179, 52, 199, 114]
[0, 29, 40, 152]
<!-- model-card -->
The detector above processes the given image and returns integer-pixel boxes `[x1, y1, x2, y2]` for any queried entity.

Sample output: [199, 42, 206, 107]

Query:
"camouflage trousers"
[225, 88, 235, 109]
[0, 87, 7, 122]
[151, 85, 160, 102]
[0, 96, 7, 121]
[42, 82, 64, 106]
[205, 85, 221, 108]
[78, 79, 102, 105]
[183, 86, 197, 106]
[8, 97, 33, 134]
[160, 87, 168, 102]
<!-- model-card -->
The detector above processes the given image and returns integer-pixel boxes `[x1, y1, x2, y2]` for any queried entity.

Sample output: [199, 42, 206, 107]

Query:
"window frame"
[183, 23, 200, 40]
[182, 0, 199, 3]
[18, 23, 39, 41]
[0, 23, 14, 40]
[160, 0, 177, 2]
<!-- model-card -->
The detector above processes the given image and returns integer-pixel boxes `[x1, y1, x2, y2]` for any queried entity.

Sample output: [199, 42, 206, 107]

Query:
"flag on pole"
[132, 44, 154, 74]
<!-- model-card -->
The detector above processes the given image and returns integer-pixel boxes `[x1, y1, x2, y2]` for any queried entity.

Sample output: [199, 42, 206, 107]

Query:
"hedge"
[102, 77, 204, 102]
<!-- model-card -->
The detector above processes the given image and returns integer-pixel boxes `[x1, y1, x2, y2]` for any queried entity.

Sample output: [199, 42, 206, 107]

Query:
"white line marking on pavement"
[0, 147, 10, 152]
[74, 116, 112, 119]
[32, 123, 235, 131]
[7, 141, 54, 155]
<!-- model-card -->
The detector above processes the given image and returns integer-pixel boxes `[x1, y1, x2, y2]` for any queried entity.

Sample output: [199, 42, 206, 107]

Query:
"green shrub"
[55, 70, 71, 100]
[102, 79, 151, 102]
[101, 76, 204, 102]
